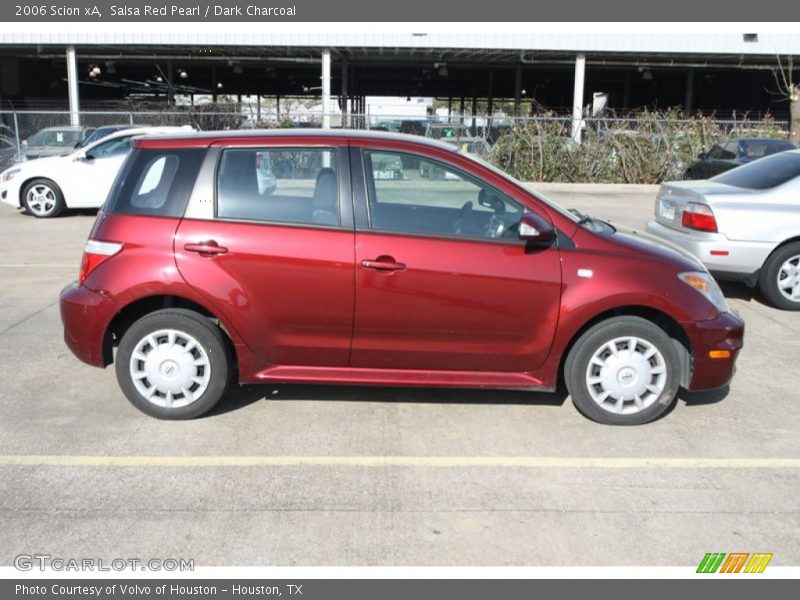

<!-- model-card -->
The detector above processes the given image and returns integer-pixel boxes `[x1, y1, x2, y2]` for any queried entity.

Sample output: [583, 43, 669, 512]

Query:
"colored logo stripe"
[697, 553, 726, 573]
[697, 552, 773, 573]
[744, 553, 773, 573]
[720, 553, 749, 573]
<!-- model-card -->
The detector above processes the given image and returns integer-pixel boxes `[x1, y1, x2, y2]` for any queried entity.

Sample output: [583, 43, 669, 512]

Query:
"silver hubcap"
[26, 184, 57, 216]
[777, 254, 800, 302]
[129, 329, 211, 409]
[585, 336, 667, 415]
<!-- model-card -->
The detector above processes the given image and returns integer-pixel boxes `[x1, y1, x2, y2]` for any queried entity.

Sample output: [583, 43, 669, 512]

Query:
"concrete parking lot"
[1, 183, 798, 567]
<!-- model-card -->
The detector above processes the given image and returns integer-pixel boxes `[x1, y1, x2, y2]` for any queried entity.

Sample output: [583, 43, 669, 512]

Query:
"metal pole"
[166, 58, 174, 106]
[321, 49, 331, 129]
[471, 94, 477, 133]
[514, 64, 523, 117]
[341, 58, 349, 128]
[571, 53, 586, 143]
[487, 70, 494, 132]
[622, 72, 631, 111]
[66, 46, 80, 126]
[684, 68, 695, 116]
[12, 112, 20, 155]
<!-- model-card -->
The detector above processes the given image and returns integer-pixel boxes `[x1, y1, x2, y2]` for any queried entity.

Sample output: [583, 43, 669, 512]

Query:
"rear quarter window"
[105, 148, 205, 217]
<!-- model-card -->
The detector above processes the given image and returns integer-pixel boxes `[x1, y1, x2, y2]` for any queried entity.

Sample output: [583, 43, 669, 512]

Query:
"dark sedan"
[684, 138, 797, 180]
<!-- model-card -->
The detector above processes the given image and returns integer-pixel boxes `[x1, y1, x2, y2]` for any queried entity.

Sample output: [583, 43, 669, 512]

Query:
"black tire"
[115, 309, 232, 419]
[757, 242, 800, 311]
[21, 178, 65, 218]
[564, 316, 682, 425]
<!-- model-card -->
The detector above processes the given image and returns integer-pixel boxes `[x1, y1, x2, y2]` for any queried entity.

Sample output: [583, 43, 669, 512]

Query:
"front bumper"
[0, 183, 16, 207]
[646, 220, 772, 277]
[60, 282, 118, 367]
[682, 310, 745, 391]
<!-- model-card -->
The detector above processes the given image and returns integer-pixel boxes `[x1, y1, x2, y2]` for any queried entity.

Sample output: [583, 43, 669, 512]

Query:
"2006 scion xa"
[60, 130, 744, 425]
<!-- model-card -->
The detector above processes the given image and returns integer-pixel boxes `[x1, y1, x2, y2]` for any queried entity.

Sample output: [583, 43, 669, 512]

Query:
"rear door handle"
[361, 257, 406, 272]
[184, 241, 228, 256]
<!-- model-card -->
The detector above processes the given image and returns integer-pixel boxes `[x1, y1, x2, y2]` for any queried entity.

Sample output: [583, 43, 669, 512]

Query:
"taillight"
[78, 239, 123, 286]
[681, 202, 718, 233]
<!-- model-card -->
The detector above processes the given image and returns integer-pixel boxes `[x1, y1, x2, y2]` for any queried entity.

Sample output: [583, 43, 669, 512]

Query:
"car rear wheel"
[758, 242, 800, 310]
[115, 309, 231, 419]
[564, 316, 681, 425]
[22, 178, 65, 218]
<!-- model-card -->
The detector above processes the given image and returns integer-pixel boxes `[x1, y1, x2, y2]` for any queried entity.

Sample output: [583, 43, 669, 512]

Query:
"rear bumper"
[646, 220, 772, 276]
[60, 282, 118, 367]
[682, 310, 745, 391]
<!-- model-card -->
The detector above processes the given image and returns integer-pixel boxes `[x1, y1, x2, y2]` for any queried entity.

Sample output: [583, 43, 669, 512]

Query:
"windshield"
[27, 129, 83, 147]
[78, 129, 109, 148]
[79, 126, 135, 148]
[708, 142, 737, 160]
[466, 153, 581, 224]
[712, 151, 800, 190]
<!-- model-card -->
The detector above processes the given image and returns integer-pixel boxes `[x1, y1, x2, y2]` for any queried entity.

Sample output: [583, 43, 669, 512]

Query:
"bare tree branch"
[772, 55, 796, 95]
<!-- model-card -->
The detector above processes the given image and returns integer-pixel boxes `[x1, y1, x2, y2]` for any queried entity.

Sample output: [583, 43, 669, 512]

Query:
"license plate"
[660, 200, 676, 220]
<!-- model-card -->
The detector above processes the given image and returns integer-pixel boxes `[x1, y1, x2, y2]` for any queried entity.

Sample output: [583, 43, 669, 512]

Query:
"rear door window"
[216, 147, 339, 227]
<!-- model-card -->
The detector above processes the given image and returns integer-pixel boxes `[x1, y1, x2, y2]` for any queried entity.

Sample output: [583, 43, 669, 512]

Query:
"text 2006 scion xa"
[60, 130, 744, 425]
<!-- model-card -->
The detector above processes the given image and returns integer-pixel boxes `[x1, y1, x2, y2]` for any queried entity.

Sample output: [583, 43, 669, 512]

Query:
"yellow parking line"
[0, 455, 799, 468]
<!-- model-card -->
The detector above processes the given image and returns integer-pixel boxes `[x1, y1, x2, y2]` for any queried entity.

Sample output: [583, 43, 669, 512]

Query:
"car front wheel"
[115, 309, 231, 419]
[564, 316, 682, 425]
[758, 242, 800, 310]
[22, 178, 65, 218]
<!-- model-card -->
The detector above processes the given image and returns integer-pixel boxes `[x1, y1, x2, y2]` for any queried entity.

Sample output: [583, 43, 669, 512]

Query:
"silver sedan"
[646, 149, 800, 310]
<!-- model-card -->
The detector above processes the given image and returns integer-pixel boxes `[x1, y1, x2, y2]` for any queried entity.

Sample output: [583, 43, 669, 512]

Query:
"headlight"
[679, 271, 730, 314]
[1, 167, 21, 183]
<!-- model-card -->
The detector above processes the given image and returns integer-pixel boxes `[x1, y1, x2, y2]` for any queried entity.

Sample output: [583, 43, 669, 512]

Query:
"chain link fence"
[0, 107, 791, 181]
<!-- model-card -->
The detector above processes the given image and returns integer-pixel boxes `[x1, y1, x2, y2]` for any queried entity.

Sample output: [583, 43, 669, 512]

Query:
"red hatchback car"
[60, 130, 744, 424]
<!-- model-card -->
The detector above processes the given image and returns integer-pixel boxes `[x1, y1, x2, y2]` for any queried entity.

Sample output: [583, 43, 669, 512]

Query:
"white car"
[0, 126, 192, 218]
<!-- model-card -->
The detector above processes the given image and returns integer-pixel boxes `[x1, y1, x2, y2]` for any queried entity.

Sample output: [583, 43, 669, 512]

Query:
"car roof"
[734, 137, 794, 144]
[133, 128, 462, 154]
[92, 124, 138, 131]
[85, 126, 192, 148]
[39, 126, 85, 131]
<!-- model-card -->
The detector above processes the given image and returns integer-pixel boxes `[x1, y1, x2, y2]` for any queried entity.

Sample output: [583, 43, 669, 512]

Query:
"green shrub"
[488, 109, 788, 184]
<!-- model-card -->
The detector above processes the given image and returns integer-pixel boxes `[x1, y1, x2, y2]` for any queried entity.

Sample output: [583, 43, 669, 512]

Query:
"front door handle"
[361, 256, 406, 272]
[184, 241, 228, 256]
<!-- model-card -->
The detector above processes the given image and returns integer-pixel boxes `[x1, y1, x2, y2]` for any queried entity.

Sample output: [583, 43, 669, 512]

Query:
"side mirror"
[518, 213, 556, 244]
[75, 151, 93, 162]
[21, 140, 28, 147]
